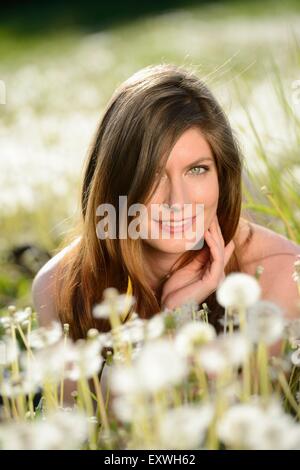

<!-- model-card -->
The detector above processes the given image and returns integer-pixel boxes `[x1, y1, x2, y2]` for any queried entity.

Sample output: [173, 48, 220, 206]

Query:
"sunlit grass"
[0, 272, 300, 449]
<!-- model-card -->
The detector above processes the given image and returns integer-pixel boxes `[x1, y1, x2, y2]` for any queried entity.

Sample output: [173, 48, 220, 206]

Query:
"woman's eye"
[188, 165, 209, 176]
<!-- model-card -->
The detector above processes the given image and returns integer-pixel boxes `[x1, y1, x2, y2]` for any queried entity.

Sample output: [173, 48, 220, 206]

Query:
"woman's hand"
[161, 214, 235, 310]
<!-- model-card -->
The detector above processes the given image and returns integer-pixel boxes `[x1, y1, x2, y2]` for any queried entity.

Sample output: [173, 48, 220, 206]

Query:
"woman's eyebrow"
[183, 157, 214, 169]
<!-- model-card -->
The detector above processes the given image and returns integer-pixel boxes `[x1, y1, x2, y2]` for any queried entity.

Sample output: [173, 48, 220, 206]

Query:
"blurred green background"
[0, 0, 300, 312]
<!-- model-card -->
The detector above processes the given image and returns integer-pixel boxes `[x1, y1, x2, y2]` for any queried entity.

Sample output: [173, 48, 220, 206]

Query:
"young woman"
[32, 63, 300, 343]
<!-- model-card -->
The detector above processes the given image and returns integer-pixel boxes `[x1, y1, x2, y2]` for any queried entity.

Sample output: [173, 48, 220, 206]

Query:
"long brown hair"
[54, 63, 254, 339]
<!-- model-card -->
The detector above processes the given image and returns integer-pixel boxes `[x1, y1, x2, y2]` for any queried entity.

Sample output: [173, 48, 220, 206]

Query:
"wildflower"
[222, 382, 242, 405]
[135, 339, 188, 392]
[98, 332, 114, 352]
[291, 347, 300, 366]
[112, 316, 145, 344]
[0, 337, 19, 366]
[28, 321, 63, 349]
[27, 335, 104, 385]
[197, 342, 228, 376]
[0, 306, 32, 329]
[111, 364, 142, 396]
[27, 340, 74, 384]
[217, 332, 251, 368]
[0, 371, 40, 398]
[197, 332, 250, 375]
[216, 273, 261, 308]
[112, 341, 143, 364]
[269, 356, 291, 380]
[217, 402, 268, 449]
[145, 314, 165, 340]
[158, 404, 214, 450]
[284, 318, 300, 349]
[112, 392, 155, 424]
[174, 321, 216, 357]
[111, 338, 188, 395]
[65, 338, 104, 381]
[0, 410, 88, 450]
[246, 301, 285, 345]
[251, 402, 300, 450]
[219, 311, 240, 328]
[93, 289, 135, 320]
[94, 315, 146, 362]
[218, 398, 300, 450]
[161, 299, 202, 330]
[112, 395, 136, 423]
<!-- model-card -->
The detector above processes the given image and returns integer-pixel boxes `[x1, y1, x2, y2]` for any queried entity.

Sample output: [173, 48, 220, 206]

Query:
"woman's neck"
[142, 243, 182, 292]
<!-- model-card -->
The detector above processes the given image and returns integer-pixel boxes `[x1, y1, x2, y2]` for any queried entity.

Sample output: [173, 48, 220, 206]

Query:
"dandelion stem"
[59, 325, 69, 408]
[278, 371, 300, 419]
[92, 373, 111, 443]
[257, 341, 271, 399]
[241, 357, 251, 401]
[194, 360, 209, 401]
[26, 318, 35, 419]
[0, 367, 11, 419]
[10, 323, 26, 417]
[78, 377, 97, 450]
[16, 324, 34, 358]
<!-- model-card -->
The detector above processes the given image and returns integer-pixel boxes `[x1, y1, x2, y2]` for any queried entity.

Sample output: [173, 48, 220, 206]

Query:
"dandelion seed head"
[175, 321, 216, 357]
[217, 273, 261, 308]
[246, 300, 285, 345]
[290, 347, 300, 366]
[158, 404, 214, 449]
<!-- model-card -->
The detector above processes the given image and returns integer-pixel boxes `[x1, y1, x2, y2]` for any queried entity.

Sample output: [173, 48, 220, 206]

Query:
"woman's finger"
[215, 216, 225, 248]
[209, 215, 224, 251]
[204, 229, 224, 283]
[224, 239, 235, 267]
[205, 228, 223, 262]
[207, 218, 222, 253]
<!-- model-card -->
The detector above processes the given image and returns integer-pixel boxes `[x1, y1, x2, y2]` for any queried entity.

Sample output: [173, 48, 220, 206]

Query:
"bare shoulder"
[31, 236, 81, 326]
[237, 221, 300, 271]
[237, 220, 300, 319]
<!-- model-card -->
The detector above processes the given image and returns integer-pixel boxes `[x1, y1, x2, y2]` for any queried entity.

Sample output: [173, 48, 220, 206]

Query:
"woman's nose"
[163, 178, 191, 209]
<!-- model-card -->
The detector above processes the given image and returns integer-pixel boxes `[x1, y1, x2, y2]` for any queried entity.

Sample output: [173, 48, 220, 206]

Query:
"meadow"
[0, 0, 300, 450]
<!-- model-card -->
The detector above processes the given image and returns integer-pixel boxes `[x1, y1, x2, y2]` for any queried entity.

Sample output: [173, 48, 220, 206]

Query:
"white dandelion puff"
[93, 292, 136, 319]
[291, 348, 300, 366]
[145, 314, 165, 340]
[174, 321, 216, 357]
[28, 321, 63, 349]
[217, 273, 261, 308]
[111, 338, 188, 395]
[246, 300, 285, 345]
[158, 404, 214, 449]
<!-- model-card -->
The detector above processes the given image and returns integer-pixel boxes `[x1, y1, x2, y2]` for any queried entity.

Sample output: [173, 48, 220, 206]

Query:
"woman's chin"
[144, 236, 204, 254]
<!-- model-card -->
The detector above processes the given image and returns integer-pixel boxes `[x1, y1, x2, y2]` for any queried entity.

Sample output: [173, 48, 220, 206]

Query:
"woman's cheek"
[196, 180, 219, 229]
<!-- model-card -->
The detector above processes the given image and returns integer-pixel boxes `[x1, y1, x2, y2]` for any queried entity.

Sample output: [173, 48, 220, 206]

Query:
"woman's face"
[141, 126, 219, 254]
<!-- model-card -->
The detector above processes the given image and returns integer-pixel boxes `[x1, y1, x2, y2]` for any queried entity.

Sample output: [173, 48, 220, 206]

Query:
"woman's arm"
[32, 256, 112, 412]
[31, 262, 78, 405]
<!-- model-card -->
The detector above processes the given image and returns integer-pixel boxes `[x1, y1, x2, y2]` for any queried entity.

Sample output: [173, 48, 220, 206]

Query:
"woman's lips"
[153, 216, 196, 233]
